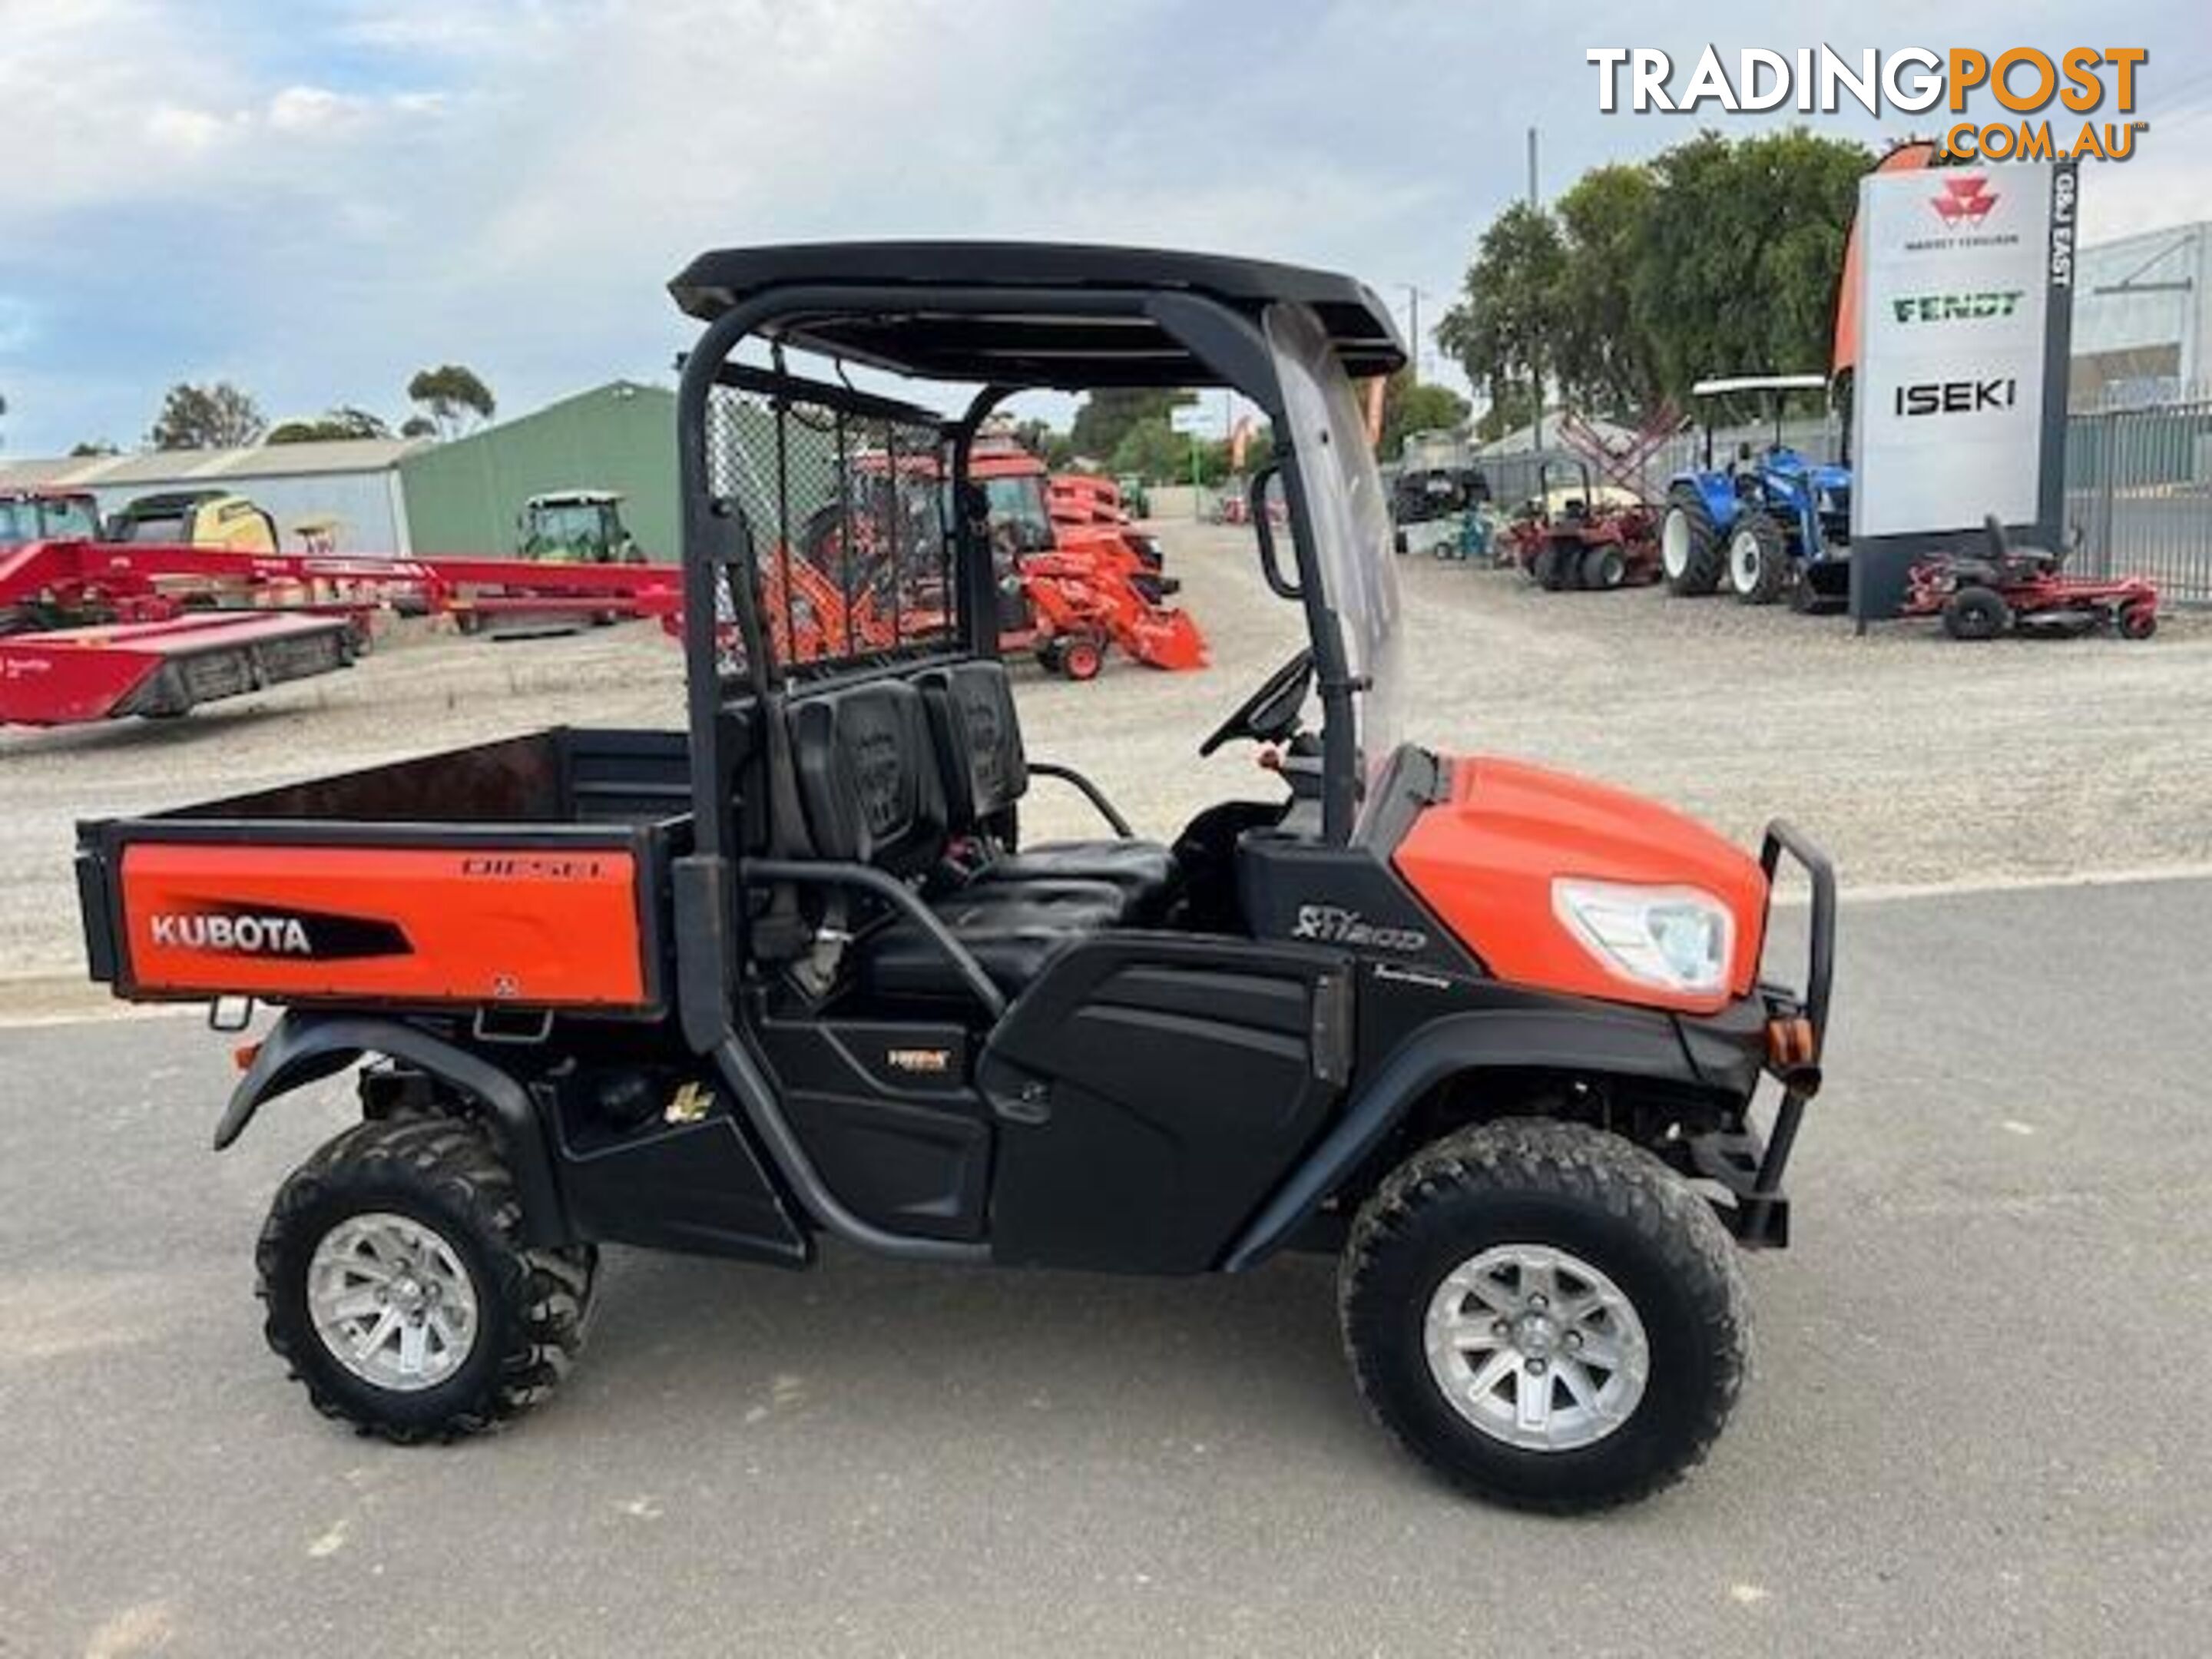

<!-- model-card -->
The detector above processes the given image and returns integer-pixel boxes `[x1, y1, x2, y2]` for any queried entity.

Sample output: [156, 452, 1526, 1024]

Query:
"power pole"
[1526, 126, 1539, 207]
[1404, 285, 1422, 384]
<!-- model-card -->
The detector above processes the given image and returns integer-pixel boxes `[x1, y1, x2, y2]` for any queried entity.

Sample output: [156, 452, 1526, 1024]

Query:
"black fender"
[217, 1011, 569, 1247]
[1220, 1000, 1734, 1272]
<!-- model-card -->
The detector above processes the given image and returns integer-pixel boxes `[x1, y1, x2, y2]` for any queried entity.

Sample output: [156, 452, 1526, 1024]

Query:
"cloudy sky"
[2, 0, 2206, 455]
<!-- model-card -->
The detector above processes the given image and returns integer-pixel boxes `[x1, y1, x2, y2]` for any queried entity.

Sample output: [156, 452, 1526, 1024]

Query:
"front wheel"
[257, 1116, 596, 1442]
[1727, 513, 1790, 604]
[1339, 1118, 1747, 1512]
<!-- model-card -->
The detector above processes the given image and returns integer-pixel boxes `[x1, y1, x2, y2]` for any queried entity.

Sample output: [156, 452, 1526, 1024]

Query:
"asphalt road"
[3, 876, 2209, 1658]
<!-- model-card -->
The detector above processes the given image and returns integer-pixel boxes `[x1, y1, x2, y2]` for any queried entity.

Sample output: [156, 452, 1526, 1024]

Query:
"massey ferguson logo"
[1291, 904, 1427, 953]
[1932, 174, 1998, 227]
[1895, 378, 2017, 416]
[151, 912, 312, 955]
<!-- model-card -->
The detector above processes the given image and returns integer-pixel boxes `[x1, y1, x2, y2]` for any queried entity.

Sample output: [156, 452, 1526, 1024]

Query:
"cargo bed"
[76, 728, 690, 1015]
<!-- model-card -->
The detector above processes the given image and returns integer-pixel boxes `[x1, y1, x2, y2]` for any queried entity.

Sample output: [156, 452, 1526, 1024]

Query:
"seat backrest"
[789, 679, 948, 875]
[916, 661, 1030, 828]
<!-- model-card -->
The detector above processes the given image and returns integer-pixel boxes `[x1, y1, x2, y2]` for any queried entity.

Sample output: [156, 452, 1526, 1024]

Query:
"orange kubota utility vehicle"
[77, 243, 1833, 1513]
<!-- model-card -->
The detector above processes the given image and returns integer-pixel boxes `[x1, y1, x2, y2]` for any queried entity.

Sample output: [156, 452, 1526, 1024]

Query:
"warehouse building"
[2071, 220, 2210, 406]
[0, 439, 421, 552]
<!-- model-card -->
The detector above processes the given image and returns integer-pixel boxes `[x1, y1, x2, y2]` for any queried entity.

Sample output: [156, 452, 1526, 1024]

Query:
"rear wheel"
[2118, 600, 2157, 641]
[1727, 513, 1790, 604]
[1580, 545, 1628, 591]
[1942, 585, 2012, 641]
[1058, 633, 1105, 680]
[1530, 545, 1563, 591]
[257, 1116, 596, 1442]
[1339, 1118, 1747, 1512]
[1659, 488, 1723, 596]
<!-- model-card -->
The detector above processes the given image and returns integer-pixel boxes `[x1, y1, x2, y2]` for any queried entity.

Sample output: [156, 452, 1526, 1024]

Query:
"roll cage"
[668, 243, 1406, 899]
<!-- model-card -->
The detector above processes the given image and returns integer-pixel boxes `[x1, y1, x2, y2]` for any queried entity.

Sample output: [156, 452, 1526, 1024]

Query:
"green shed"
[399, 381, 680, 561]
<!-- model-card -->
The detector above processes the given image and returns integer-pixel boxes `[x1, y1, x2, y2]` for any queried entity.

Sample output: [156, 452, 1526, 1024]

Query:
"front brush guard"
[1702, 820, 1836, 1247]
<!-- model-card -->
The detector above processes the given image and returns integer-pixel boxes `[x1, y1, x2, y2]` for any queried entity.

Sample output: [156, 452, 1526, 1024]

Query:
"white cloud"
[5, 0, 2209, 455]
[144, 103, 253, 152]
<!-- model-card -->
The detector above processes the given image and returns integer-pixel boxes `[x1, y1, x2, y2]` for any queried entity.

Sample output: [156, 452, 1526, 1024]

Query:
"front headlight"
[1551, 879, 1734, 995]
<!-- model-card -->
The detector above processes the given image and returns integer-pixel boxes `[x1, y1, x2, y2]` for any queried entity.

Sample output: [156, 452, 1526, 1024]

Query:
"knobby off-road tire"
[1581, 545, 1628, 591]
[1660, 488, 1724, 596]
[1727, 512, 1790, 605]
[257, 1116, 597, 1443]
[1339, 1118, 1748, 1513]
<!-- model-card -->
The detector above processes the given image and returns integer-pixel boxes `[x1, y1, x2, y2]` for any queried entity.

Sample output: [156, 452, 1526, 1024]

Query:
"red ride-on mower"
[1502, 460, 1660, 592]
[1904, 515, 2160, 642]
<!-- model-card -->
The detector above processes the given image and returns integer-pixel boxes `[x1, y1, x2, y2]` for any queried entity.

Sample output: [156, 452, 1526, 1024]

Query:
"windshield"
[526, 504, 613, 553]
[1263, 302, 1406, 786]
[108, 510, 188, 543]
[982, 475, 1051, 552]
[0, 497, 101, 545]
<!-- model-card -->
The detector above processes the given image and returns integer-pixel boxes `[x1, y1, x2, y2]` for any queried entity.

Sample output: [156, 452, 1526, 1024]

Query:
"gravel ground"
[5, 523, 2209, 1015]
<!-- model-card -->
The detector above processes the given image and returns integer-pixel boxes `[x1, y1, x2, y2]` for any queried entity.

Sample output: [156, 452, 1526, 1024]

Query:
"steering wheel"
[1199, 648, 1314, 757]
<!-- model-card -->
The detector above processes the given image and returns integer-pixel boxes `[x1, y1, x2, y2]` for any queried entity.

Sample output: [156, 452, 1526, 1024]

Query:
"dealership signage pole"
[1848, 156, 2079, 625]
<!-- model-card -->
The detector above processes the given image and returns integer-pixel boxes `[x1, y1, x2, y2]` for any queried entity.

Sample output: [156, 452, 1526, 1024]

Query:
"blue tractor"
[1659, 375, 1852, 608]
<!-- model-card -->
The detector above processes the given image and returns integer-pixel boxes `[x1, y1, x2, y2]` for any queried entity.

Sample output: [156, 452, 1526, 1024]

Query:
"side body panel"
[979, 935, 1352, 1273]
[114, 839, 655, 1010]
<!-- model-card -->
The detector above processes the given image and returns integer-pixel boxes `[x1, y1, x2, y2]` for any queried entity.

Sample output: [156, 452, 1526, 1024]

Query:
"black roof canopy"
[667, 240, 1406, 389]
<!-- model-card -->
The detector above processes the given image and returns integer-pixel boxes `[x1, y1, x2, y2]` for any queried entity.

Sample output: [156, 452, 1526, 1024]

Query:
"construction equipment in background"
[0, 489, 104, 555]
[1500, 459, 1661, 591]
[969, 440, 1207, 676]
[102, 491, 281, 554]
[1659, 376, 1852, 608]
[0, 535, 681, 728]
[518, 491, 650, 565]
[1558, 402, 1683, 503]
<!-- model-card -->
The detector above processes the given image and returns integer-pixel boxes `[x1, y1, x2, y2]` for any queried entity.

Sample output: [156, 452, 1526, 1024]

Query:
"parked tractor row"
[1391, 373, 2161, 643]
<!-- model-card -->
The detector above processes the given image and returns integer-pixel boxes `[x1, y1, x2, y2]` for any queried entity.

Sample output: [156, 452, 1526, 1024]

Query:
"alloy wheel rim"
[307, 1212, 481, 1392]
[1423, 1243, 1650, 1452]
[1730, 531, 1763, 591]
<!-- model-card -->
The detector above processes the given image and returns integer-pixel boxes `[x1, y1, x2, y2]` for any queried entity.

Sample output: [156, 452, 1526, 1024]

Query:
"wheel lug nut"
[1565, 1331, 1583, 1349]
[1528, 1293, 1548, 1310]
[1492, 1320, 1509, 1337]
[1526, 1358, 1547, 1376]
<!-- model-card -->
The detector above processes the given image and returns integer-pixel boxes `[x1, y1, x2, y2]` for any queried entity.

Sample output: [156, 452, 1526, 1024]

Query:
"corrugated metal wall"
[78, 471, 408, 553]
[399, 382, 680, 560]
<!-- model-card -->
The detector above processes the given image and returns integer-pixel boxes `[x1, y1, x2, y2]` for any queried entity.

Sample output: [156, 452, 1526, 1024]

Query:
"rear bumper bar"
[1696, 819, 1836, 1248]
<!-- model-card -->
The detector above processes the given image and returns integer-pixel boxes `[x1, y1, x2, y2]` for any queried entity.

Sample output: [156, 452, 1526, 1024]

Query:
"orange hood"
[1392, 756, 1768, 1015]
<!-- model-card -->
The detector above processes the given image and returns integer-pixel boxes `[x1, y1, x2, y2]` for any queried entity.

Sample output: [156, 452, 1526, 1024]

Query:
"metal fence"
[2063, 394, 2212, 601]
[1467, 397, 2212, 604]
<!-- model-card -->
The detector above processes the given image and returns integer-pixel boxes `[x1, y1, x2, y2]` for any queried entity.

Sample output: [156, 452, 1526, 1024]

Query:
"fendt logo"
[1932, 174, 1999, 226]
[151, 912, 312, 955]
[1290, 904, 1428, 953]
[1895, 378, 2018, 416]
[1891, 290, 2025, 324]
